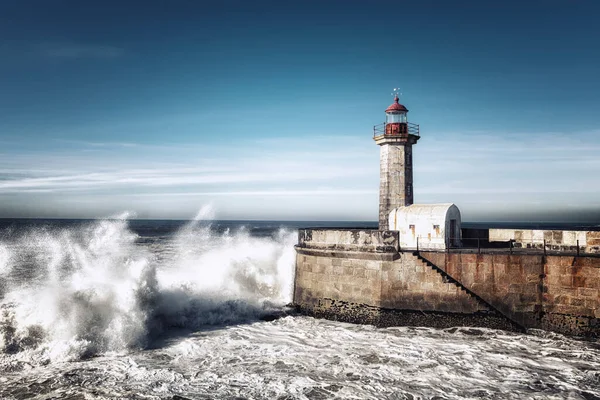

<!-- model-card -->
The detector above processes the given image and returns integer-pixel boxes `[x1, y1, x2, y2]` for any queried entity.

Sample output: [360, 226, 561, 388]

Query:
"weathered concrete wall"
[419, 251, 600, 336]
[489, 229, 600, 253]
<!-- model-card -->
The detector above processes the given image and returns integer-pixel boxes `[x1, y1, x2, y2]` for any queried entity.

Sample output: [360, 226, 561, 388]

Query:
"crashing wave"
[0, 208, 296, 365]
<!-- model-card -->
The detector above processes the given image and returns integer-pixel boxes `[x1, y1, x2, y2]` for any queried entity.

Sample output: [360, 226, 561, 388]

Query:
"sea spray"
[0, 211, 296, 367]
[0, 243, 10, 299]
[0, 243, 10, 275]
[150, 207, 296, 331]
[0, 215, 154, 363]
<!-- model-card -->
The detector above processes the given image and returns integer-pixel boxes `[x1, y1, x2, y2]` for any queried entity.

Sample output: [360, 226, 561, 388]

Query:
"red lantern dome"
[385, 95, 408, 113]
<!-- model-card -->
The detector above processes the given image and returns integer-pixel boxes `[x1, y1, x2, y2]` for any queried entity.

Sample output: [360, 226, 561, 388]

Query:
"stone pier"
[293, 228, 600, 337]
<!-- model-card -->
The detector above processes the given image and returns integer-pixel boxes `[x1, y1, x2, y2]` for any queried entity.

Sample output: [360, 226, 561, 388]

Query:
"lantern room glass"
[386, 112, 407, 123]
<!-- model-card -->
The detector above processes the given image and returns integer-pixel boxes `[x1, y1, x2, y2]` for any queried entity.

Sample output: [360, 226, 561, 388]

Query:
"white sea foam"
[0, 317, 598, 399]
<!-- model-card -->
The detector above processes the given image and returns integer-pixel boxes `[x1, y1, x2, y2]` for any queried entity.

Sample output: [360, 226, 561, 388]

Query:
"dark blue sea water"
[2, 218, 597, 238]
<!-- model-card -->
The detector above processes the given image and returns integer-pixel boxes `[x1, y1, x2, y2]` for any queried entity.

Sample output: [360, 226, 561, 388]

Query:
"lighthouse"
[373, 95, 420, 230]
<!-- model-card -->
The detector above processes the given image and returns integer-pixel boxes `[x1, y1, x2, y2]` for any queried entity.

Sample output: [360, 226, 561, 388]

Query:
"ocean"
[0, 213, 598, 399]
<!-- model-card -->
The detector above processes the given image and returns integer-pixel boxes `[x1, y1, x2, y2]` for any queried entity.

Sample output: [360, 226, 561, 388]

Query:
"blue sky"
[0, 1, 599, 221]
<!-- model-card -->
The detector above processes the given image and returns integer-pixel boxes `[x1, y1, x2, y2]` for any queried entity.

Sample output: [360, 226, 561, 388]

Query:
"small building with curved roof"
[388, 203, 461, 250]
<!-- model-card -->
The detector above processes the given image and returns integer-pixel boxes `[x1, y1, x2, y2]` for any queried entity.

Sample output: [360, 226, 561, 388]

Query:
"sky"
[0, 0, 599, 222]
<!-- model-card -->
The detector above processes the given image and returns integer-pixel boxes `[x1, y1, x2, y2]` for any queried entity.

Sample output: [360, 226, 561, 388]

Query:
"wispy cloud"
[126, 189, 376, 197]
[0, 158, 372, 194]
[1, 127, 599, 220]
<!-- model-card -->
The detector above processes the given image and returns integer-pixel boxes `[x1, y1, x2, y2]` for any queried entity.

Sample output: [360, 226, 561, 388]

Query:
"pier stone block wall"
[294, 229, 500, 328]
[419, 252, 600, 336]
[294, 251, 386, 324]
[294, 229, 395, 324]
[294, 252, 385, 308]
[543, 256, 600, 334]
[380, 252, 486, 314]
[294, 229, 599, 336]
[419, 253, 543, 328]
[489, 229, 600, 253]
[588, 232, 600, 251]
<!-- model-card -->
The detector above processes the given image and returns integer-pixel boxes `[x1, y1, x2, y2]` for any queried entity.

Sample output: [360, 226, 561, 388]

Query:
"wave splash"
[0, 210, 296, 366]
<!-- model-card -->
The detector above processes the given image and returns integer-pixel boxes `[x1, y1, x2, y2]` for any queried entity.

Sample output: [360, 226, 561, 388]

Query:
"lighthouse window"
[386, 112, 407, 124]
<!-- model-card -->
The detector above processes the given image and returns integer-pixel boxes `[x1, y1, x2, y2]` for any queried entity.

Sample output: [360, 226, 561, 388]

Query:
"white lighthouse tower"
[373, 95, 420, 230]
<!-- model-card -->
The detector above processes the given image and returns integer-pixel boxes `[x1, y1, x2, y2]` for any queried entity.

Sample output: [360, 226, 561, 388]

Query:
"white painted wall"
[388, 203, 461, 250]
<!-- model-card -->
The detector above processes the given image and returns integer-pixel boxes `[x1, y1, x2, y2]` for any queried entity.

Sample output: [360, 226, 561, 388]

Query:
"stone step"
[410, 252, 486, 307]
[411, 251, 526, 332]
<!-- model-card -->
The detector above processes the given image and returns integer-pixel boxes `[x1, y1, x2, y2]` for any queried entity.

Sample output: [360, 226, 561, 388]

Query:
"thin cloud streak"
[126, 189, 376, 197]
[0, 165, 372, 192]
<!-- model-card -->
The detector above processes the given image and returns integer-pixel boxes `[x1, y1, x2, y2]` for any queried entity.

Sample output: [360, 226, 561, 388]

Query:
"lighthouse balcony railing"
[373, 122, 420, 138]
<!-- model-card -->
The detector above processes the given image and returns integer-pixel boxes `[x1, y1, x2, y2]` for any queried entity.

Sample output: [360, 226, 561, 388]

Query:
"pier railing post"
[416, 236, 419, 252]
[543, 239, 547, 256]
[577, 239, 580, 256]
[477, 238, 480, 254]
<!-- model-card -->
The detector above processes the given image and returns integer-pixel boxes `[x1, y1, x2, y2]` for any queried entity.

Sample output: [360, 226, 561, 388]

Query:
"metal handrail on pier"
[414, 236, 596, 257]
